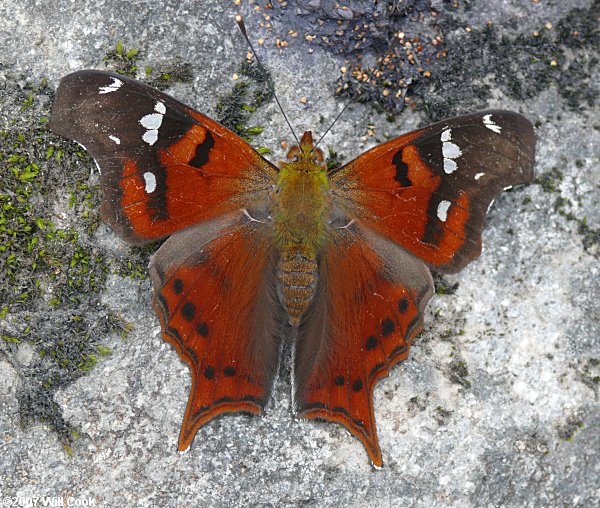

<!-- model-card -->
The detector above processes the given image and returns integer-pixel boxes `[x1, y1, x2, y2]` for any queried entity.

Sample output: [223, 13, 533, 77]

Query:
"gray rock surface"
[1, 0, 598, 506]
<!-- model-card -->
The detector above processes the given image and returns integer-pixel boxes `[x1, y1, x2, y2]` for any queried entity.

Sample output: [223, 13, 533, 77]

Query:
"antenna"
[236, 15, 300, 146]
[313, 95, 355, 151]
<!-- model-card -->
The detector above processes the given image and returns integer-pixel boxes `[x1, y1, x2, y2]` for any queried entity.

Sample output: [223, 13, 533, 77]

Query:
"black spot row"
[203, 365, 237, 380]
[332, 376, 364, 392]
[374, 298, 410, 342]
[381, 318, 395, 337]
[175, 291, 210, 338]
[196, 322, 209, 337]
[361, 297, 411, 355]
[365, 335, 378, 350]
[182, 301, 196, 321]
[398, 297, 409, 313]
[173, 278, 184, 294]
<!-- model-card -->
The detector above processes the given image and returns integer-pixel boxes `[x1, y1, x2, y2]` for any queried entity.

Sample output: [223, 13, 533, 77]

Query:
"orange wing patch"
[105, 116, 276, 243]
[331, 136, 474, 270]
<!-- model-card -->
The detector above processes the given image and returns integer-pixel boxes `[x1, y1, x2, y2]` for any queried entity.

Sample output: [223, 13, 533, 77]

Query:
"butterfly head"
[285, 131, 325, 165]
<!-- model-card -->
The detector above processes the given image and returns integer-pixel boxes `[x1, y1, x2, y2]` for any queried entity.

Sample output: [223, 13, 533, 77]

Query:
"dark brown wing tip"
[49, 70, 107, 136]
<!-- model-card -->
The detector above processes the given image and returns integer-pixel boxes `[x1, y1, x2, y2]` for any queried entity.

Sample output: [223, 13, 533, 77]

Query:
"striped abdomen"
[277, 249, 318, 326]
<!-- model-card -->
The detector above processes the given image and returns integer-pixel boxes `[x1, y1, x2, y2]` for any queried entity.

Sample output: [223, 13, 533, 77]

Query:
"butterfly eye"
[286, 146, 300, 160]
[313, 147, 325, 163]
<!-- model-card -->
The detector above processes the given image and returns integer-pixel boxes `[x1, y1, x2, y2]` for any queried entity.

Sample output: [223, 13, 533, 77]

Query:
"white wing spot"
[142, 130, 158, 146]
[154, 101, 166, 114]
[440, 129, 462, 174]
[442, 141, 462, 159]
[474, 172, 485, 180]
[483, 114, 502, 134]
[437, 200, 451, 222]
[143, 172, 157, 193]
[108, 135, 121, 145]
[140, 113, 163, 130]
[140, 103, 166, 145]
[444, 158, 457, 174]
[98, 77, 123, 94]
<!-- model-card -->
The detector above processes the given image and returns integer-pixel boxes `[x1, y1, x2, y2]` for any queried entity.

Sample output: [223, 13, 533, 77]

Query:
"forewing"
[330, 110, 535, 273]
[149, 210, 284, 452]
[50, 70, 277, 244]
[294, 223, 434, 467]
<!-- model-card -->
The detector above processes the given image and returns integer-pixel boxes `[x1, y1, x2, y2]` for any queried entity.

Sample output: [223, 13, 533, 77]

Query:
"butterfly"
[49, 69, 535, 467]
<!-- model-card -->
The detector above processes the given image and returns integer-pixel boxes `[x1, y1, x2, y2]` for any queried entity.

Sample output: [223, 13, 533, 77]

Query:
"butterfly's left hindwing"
[330, 110, 535, 273]
[50, 70, 277, 244]
[294, 224, 434, 467]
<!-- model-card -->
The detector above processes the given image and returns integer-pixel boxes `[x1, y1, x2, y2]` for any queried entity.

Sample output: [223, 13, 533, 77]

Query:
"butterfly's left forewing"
[50, 70, 277, 244]
[330, 110, 535, 273]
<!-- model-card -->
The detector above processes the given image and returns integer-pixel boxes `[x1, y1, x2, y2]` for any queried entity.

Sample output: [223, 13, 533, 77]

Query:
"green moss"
[215, 58, 272, 147]
[579, 358, 600, 390]
[577, 218, 600, 252]
[534, 168, 563, 193]
[0, 74, 135, 452]
[113, 242, 156, 281]
[97, 345, 112, 355]
[552, 189, 600, 255]
[103, 41, 142, 76]
[434, 406, 453, 425]
[557, 415, 585, 441]
[147, 62, 194, 91]
[407, 394, 428, 414]
[435, 278, 460, 295]
[63, 443, 74, 458]
[326, 145, 343, 171]
[448, 359, 471, 387]
[0, 128, 106, 312]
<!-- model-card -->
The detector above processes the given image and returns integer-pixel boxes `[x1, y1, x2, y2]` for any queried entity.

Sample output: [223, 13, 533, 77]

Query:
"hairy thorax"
[272, 158, 330, 325]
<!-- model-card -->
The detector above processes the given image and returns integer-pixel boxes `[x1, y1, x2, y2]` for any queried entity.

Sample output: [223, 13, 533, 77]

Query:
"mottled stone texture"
[0, 0, 598, 506]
